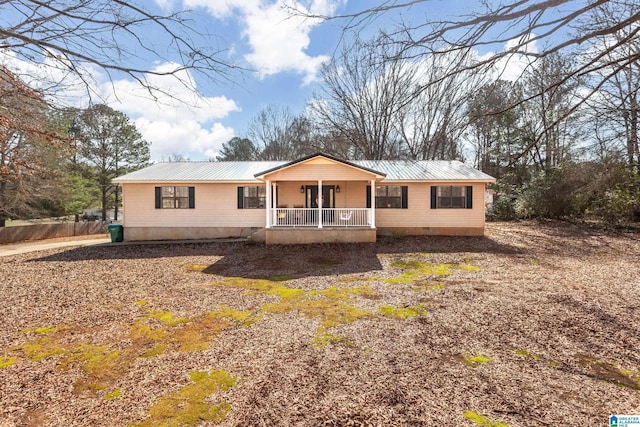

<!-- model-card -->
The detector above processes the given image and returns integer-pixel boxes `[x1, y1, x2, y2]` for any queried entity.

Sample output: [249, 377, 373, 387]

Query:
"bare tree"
[519, 52, 583, 169]
[581, 1, 640, 169]
[247, 105, 316, 160]
[310, 36, 414, 160]
[164, 153, 191, 162]
[292, 0, 640, 164]
[1, 0, 241, 98]
[394, 51, 486, 160]
[0, 66, 68, 226]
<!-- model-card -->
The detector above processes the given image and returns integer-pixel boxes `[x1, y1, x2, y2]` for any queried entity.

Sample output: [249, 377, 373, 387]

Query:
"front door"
[306, 185, 335, 208]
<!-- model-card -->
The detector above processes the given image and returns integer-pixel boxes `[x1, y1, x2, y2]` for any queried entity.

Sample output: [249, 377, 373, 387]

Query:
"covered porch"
[254, 154, 386, 244]
[264, 180, 377, 229]
[262, 180, 378, 244]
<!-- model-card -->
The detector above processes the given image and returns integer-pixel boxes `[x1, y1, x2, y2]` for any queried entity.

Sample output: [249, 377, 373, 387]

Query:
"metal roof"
[113, 161, 286, 182]
[114, 158, 495, 183]
[354, 160, 495, 181]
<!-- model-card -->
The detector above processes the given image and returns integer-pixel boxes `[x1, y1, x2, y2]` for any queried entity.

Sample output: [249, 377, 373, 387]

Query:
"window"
[376, 185, 402, 208]
[155, 186, 195, 209]
[237, 186, 266, 209]
[431, 186, 472, 209]
[367, 185, 408, 209]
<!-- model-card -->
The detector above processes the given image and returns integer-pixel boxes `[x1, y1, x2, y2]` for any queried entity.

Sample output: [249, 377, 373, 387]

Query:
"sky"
[0, 0, 552, 161]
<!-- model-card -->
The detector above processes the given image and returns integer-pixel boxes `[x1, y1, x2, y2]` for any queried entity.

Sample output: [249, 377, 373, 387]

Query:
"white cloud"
[492, 34, 539, 81]
[181, 0, 338, 83]
[102, 63, 240, 122]
[135, 117, 235, 160]
[98, 63, 240, 160]
[242, 1, 330, 84]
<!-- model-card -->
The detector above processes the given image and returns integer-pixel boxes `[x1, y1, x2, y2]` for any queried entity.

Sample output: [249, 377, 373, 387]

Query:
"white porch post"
[265, 180, 271, 228]
[370, 179, 376, 228]
[317, 179, 323, 228]
[272, 182, 278, 225]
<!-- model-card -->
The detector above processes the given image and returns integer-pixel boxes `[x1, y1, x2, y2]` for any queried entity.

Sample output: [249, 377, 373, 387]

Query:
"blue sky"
[1, 0, 567, 161]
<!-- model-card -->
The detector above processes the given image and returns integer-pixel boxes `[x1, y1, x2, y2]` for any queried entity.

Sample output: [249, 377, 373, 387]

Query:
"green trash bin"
[108, 224, 124, 243]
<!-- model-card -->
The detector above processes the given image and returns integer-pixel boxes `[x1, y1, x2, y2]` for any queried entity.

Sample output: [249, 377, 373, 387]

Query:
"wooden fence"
[0, 222, 108, 245]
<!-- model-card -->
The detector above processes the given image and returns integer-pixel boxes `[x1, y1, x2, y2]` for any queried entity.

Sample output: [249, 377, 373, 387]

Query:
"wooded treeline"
[217, 1, 640, 224]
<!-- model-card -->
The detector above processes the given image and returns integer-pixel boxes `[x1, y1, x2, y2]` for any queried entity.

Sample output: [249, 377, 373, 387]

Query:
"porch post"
[370, 179, 376, 228]
[265, 180, 271, 228]
[317, 179, 323, 228]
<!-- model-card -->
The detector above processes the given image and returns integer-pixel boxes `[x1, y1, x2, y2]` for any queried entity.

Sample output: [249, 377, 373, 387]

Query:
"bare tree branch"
[0, 0, 244, 100]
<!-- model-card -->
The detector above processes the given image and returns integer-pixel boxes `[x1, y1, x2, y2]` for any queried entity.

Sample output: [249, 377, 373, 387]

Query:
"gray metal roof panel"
[354, 160, 495, 181]
[113, 159, 495, 182]
[113, 161, 286, 182]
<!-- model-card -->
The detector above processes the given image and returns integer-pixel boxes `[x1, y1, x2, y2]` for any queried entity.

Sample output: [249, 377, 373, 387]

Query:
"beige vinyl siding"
[263, 163, 377, 182]
[375, 182, 486, 228]
[121, 183, 265, 228]
[274, 183, 305, 207]
[340, 181, 367, 208]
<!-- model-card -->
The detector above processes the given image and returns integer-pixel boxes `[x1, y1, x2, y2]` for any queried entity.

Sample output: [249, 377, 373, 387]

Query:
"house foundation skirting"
[122, 227, 264, 242]
[377, 226, 485, 237]
[265, 228, 377, 245]
[122, 225, 484, 243]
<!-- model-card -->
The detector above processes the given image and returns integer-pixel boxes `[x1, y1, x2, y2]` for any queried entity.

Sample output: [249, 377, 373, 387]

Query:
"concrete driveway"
[0, 237, 111, 257]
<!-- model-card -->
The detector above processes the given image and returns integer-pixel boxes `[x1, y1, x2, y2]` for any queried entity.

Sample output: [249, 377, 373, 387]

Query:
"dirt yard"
[0, 221, 639, 426]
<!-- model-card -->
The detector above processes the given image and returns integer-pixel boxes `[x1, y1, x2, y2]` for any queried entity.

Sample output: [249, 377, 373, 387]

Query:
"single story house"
[112, 153, 495, 244]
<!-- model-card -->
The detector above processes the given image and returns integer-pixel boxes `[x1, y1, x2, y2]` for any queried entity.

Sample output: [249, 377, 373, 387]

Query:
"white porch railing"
[271, 208, 371, 227]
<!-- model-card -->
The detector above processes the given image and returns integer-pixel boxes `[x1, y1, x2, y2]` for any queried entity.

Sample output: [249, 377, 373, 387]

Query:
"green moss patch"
[0, 356, 17, 368]
[378, 305, 427, 319]
[515, 350, 540, 360]
[104, 389, 121, 400]
[16, 336, 66, 362]
[214, 277, 373, 342]
[130, 307, 256, 355]
[463, 410, 509, 427]
[386, 258, 479, 285]
[131, 370, 237, 427]
[311, 328, 353, 348]
[462, 354, 494, 367]
[10, 305, 256, 394]
[183, 263, 211, 273]
[147, 310, 189, 327]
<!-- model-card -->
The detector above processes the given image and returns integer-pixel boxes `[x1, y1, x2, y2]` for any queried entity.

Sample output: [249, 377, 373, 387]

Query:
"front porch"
[263, 182, 378, 244]
[254, 155, 386, 244]
[263, 180, 377, 230]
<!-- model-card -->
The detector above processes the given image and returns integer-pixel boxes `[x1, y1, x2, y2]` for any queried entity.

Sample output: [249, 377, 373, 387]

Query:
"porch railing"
[271, 208, 371, 227]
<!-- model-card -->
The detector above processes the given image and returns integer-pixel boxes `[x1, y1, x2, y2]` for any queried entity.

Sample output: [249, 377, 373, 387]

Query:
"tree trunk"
[0, 180, 6, 227]
[101, 187, 108, 222]
[629, 96, 638, 169]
